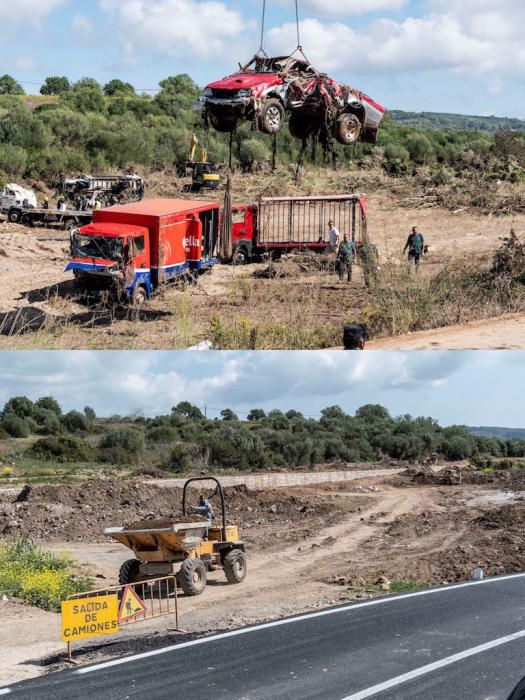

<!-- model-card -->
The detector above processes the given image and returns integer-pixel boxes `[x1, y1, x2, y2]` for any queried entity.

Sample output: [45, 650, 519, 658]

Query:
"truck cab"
[231, 205, 257, 264]
[66, 199, 221, 303]
[67, 222, 152, 301]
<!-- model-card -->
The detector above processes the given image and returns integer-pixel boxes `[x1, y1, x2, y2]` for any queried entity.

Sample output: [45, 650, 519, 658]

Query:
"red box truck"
[66, 199, 220, 303]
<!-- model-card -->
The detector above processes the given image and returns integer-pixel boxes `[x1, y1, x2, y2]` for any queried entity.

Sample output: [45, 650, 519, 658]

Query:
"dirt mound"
[461, 468, 525, 489]
[361, 502, 525, 584]
[0, 480, 339, 543]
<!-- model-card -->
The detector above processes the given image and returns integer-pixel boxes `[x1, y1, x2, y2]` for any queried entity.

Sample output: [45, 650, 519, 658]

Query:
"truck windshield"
[72, 233, 123, 261]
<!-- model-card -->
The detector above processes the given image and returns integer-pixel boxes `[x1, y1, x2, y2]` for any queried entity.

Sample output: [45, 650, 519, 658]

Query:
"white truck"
[0, 184, 37, 213]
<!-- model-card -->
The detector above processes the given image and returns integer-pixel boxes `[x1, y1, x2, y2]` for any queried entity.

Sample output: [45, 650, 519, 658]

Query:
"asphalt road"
[4, 573, 525, 700]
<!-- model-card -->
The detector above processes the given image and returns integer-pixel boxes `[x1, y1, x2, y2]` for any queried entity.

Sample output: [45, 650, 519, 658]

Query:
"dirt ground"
[2, 468, 524, 685]
[1, 183, 524, 350]
[367, 311, 525, 350]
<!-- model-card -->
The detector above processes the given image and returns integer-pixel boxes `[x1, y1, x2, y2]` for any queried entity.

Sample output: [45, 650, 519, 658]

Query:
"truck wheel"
[232, 246, 249, 265]
[8, 209, 21, 223]
[223, 549, 247, 584]
[119, 558, 140, 586]
[258, 99, 285, 135]
[334, 114, 362, 145]
[131, 286, 147, 306]
[208, 111, 238, 133]
[288, 115, 314, 141]
[178, 558, 207, 596]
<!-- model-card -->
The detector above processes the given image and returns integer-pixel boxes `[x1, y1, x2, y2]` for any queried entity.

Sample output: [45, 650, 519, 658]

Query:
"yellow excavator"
[186, 135, 220, 192]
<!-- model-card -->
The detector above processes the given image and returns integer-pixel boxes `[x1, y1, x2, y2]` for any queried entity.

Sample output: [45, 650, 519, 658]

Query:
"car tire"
[258, 99, 285, 135]
[288, 114, 314, 141]
[334, 114, 362, 145]
[208, 111, 238, 133]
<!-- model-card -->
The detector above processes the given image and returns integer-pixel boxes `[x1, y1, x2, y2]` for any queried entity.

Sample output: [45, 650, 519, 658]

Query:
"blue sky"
[0, 351, 523, 427]
[2, 0, 525, 117]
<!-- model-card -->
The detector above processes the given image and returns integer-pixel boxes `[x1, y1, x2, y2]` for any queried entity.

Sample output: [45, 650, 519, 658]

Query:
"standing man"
[336, 235, 356, 283]
[328, 220, 340, 253]
[403, 226, 424, 270]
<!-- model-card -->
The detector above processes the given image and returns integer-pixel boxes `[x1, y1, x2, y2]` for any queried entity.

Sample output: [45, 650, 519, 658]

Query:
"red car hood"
[208, 72, 283, 91]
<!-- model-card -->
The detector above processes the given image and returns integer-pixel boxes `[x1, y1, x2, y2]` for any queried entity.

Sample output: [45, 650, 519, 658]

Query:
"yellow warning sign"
[119, 585, 147, 622]
[61, 594, 118, 643]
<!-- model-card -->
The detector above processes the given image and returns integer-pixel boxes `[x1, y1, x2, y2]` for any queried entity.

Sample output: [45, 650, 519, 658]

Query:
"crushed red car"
[195, 53, 385, 145]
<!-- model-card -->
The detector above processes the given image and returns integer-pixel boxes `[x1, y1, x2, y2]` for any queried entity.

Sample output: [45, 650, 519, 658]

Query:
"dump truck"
[105, 478, 246, 596]
[230, 193, 368, 264]
[66, 198, 220, 303]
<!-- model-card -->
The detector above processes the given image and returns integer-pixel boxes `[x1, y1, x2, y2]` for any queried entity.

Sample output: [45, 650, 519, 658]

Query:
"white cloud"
[266, 0, 525, 82]
[283, 0, 408, 17]
[0, 0, 65, 28]
[99, 0, 250, 63]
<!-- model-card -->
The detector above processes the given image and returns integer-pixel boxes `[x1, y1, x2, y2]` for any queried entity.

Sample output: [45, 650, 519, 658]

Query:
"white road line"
[341, 628, 525, 700]
[0, 689, 11, 695]
[75, 572, 525, 675]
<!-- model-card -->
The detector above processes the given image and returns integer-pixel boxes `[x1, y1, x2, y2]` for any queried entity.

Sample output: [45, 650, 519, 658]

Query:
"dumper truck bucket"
[104, 521, 209, 559]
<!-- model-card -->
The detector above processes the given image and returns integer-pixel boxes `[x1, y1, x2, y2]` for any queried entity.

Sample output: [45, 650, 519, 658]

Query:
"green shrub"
[0, 539, 92, 611]
[1, 414, 31, 438]
[26, 435, 91, 462]
[97, 428, 145, 463]
[146, 425, 178, 444]
[61, 410, 89, 433]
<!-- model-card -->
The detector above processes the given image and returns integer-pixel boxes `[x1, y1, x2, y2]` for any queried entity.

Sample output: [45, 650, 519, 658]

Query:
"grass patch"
[364, 241, 525, 339]
[0, 539, 92, 611]
[389, 579, 426, 594]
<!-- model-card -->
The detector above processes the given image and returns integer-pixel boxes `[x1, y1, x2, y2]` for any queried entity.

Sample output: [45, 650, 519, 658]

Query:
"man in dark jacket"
[403, 226, 424, 269]
[336, 235, 356, 282]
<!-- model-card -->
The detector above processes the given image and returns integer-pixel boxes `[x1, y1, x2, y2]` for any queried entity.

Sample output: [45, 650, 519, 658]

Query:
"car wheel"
[334, 114, 362, 145]
[258, 99, 285, 135]
[208, 111, 238, 133]
[288, 114, 314, 141]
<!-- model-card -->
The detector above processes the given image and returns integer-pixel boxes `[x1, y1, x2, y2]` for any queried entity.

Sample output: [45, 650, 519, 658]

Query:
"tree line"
[0, 72, 524, 189]
[1, 396, 525, 470]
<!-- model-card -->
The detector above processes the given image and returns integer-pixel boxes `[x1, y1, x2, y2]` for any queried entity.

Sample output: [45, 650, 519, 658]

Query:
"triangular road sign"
[119, 585, 146, 622]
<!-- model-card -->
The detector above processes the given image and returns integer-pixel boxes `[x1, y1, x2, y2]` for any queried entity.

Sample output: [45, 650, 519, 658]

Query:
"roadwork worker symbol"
[119, 585, 146, 623]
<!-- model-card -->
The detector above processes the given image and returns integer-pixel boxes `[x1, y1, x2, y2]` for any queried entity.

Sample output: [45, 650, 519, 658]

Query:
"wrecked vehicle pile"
[196, 53, 385, 146]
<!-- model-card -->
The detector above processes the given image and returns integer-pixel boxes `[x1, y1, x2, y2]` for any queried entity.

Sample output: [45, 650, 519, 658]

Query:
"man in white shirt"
[328, 220, 340, 253]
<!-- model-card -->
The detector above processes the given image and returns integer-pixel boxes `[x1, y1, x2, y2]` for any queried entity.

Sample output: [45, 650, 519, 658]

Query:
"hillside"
[391, 110, 525, 134]
[469, 426, 525, 440]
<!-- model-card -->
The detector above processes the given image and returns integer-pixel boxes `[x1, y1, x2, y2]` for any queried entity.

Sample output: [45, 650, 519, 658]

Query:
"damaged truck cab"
[66, 199, 220, 303]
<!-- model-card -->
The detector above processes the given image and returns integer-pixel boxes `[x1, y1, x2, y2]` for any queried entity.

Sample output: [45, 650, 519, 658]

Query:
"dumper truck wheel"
[178, 558, 207, 596]
[8, 209, 21, 223]
[258, 99, 285, 135]
[334, 114, 362, 145]
[223, 549, 247, 584]
[119, 558, 140, 586]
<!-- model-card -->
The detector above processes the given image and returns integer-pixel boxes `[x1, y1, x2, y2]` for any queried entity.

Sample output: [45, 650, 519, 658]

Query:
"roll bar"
[182, 477, 227, 542]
